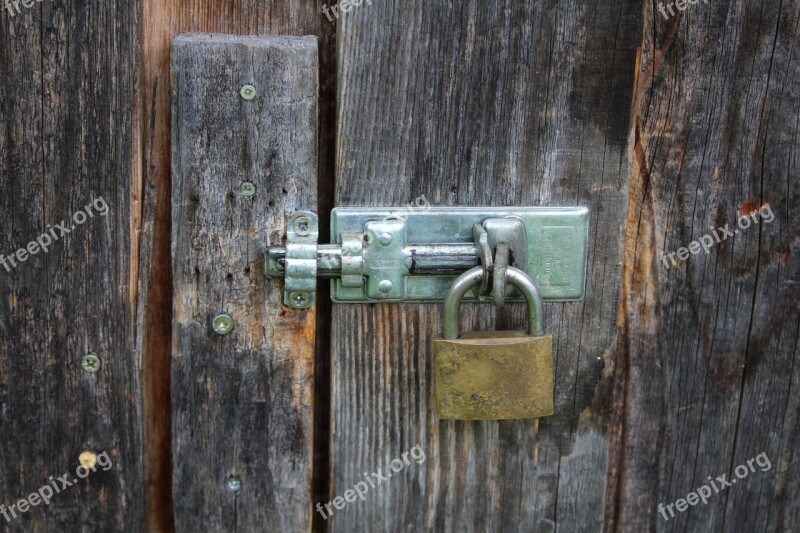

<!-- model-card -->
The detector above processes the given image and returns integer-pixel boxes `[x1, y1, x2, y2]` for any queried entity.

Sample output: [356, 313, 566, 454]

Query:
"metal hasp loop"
[492, 242, 510, 307]
[443, 266, 544, 340]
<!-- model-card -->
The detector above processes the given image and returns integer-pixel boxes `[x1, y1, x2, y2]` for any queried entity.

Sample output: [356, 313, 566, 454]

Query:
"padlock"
[434, 266, 554, 420]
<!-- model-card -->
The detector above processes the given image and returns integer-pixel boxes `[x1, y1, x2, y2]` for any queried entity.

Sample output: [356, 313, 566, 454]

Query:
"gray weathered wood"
[0, 1, 144, 530]
[171, 33, 318, 532]
[608, 1, 800, 531]
[138, 4, 328, 528]
[329, 1, 641, 531]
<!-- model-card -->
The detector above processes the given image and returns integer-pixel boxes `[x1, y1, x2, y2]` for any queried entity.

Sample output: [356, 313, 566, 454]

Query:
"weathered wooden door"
[0, 0, 797, 531]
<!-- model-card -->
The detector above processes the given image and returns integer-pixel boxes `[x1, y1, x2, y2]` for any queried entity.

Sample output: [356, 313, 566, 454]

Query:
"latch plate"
[330, 207, 589, 303]
[282, 211, 318, 309]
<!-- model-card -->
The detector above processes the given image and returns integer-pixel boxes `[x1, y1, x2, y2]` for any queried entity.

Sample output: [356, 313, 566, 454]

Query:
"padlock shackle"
[443, 266, 544, 340]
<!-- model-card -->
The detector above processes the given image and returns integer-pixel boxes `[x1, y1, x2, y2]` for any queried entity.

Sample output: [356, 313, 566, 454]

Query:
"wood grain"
[138, 2, 332, 529]
[330, 1, 641, 530]
[608, 1, 800, 530]
[0, 0, 144, 530]
[171, 33, 318, 532]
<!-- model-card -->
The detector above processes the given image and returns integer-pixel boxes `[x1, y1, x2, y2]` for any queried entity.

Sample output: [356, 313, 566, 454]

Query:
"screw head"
[79, 451, 98, 469]
[378, 280, 394, 294]
[212, 314, 235, 335]
[240, 84, 256, 101]
[378, 232, 393, 246]
[294, 216, 313, 236]
[226, 475, 242, 492]
[290, 291, 310, 307]
[240, 182, 256, 197]
[81, 354, 101, 373]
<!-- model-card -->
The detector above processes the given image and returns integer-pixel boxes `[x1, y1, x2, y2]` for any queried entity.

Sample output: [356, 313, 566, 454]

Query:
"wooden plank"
[330, 1, 641, 530]
[138, 3, 331, 529]
[171, 33, 318, 531]
[0, 1, 144, 530]
[608, 1, 800, 531]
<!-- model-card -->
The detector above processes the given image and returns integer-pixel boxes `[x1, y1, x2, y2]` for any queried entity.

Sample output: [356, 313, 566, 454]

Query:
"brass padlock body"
[434, 331, 554, 420]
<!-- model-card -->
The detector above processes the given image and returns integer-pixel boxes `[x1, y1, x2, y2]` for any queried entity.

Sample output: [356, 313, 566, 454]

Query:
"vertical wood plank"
[171, 34, 318, 532]
[138, 3, 331, 528]
[608, 1, 800, 531]
[330, 1, 641, 531]
[0, 1, 144, 530]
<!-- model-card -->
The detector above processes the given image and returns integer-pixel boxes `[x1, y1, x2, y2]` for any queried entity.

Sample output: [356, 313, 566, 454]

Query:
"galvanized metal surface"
[330, 206, 589, 303]
[282, 211, 318, 309]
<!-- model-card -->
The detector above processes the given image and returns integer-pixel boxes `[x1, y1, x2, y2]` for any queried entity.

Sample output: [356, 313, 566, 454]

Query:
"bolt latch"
[266, 207, 590, 307]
